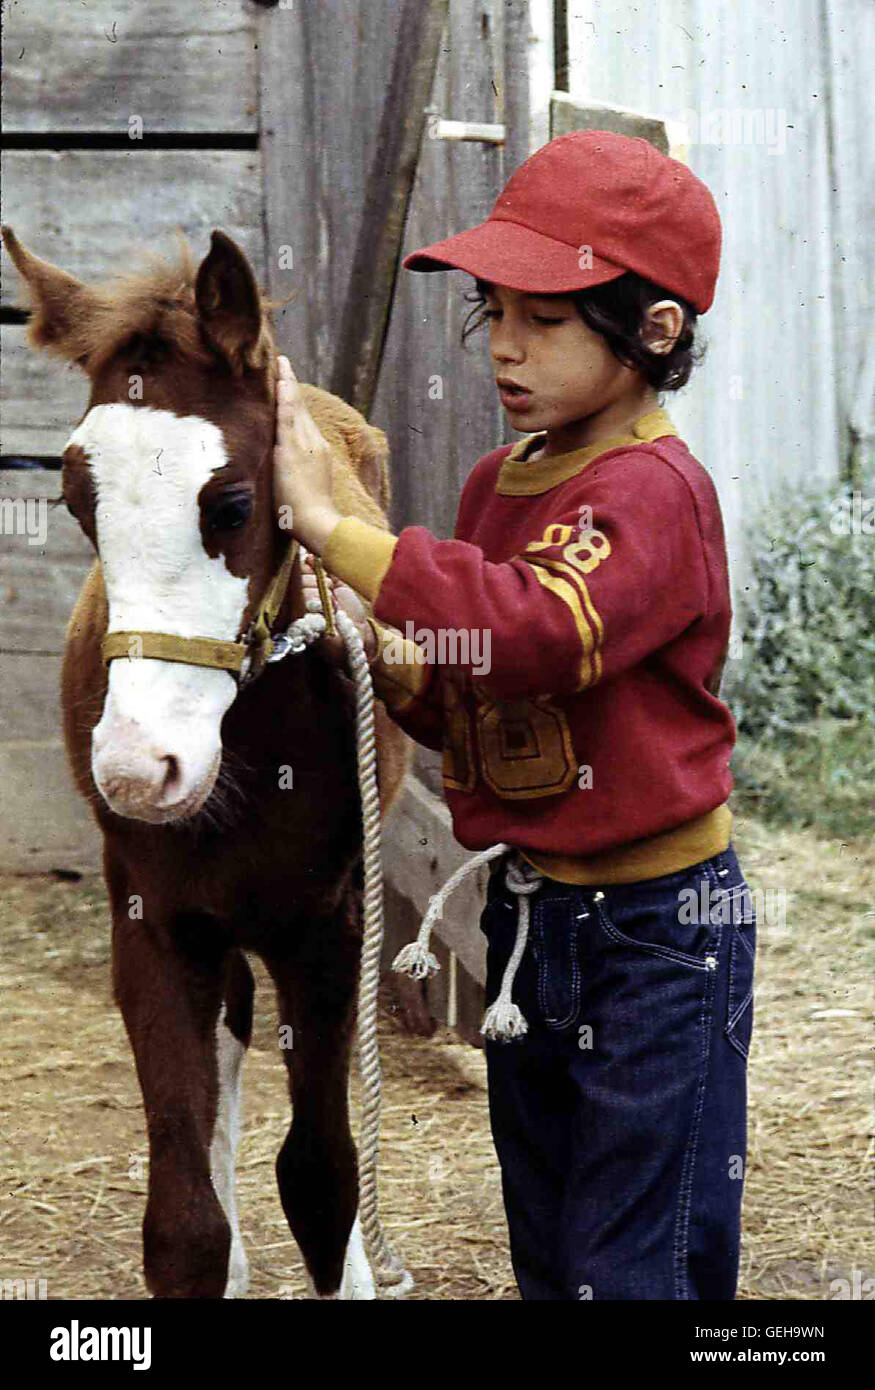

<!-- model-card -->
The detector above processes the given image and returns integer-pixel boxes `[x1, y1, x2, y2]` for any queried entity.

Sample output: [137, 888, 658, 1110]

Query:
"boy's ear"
[1, 225, 103, 366]
[195, 229, 267, 373]
[641, 299, 685, 354]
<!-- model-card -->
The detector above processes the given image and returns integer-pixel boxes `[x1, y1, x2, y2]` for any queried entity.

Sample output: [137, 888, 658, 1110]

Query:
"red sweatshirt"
[322, 407, 735, 884]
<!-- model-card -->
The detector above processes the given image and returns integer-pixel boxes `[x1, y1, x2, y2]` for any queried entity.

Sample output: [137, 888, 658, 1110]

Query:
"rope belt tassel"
[392, 846, 543, 1043]
[481, 858, 541, 1040]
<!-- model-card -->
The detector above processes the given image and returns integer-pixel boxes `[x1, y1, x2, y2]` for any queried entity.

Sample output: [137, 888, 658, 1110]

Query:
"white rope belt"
[392, 846, 543, 1041]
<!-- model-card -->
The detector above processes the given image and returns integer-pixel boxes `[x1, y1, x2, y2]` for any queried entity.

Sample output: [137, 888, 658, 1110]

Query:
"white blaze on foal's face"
[69, 403, 251, 823]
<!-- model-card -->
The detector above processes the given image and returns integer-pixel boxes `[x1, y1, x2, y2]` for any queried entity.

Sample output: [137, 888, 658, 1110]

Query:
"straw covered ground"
[0, 811, 872, 1301]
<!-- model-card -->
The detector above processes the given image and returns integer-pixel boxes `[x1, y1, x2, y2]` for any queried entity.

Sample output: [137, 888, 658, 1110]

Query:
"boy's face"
[482, 282, 641, 439]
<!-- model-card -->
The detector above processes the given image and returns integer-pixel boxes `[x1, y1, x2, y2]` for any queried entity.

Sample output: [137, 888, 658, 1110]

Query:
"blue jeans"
[480, 845, 756, 1300]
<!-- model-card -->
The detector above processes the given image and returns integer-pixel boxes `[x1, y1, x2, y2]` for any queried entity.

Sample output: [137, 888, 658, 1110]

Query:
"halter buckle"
[237, 621, 270, 687]
[266, 632, 299, 663]
[237, 646, 257, 688]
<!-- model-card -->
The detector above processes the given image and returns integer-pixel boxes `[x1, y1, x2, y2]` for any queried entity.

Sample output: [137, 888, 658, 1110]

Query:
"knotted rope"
[392, 845, 543, 1041]
[330, 602, 413, 1298]
[281, 582, 412, 1298]
[284, 571, 543, 1300]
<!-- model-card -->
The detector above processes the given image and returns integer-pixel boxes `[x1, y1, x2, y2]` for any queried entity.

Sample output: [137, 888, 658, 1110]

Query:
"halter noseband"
[100, 539, 333, 687]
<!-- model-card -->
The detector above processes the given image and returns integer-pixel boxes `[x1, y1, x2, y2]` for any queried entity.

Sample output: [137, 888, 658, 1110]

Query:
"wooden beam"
[502, 0, 532, 175]
[1, 149, 265, 312]
[550, 92, 673, 155]
[381, 775, 488, 987]
[329, 0, 450, 418]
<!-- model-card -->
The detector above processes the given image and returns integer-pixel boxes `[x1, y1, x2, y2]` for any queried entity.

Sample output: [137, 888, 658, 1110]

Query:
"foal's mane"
[50, 233, 282, 391]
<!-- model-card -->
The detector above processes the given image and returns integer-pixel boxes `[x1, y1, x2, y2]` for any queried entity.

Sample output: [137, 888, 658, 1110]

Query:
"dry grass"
[730, 816, 874, 1298]
[0, 810, 871, 1300]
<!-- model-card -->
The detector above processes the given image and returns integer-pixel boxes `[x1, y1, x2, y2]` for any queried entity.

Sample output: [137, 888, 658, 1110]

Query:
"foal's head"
[3, 227, 287, 823]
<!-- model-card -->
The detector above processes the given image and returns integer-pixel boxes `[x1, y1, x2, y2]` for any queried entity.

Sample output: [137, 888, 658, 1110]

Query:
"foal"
[2, 225, 409, 1298]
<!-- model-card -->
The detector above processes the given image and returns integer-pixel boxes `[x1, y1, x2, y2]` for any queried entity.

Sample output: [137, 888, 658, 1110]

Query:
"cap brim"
[402, 217, 627, 294]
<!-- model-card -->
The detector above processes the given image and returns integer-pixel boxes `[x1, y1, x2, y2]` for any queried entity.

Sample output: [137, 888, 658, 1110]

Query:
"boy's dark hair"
[461, 272, 704, 391]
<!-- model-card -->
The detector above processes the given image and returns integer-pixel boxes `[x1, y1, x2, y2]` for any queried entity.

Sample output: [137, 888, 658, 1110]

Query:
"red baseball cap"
[403, 129, 721, 314]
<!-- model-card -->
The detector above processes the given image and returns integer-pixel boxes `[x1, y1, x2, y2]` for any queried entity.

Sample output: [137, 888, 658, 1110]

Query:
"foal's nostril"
[160, 754, 181, 797]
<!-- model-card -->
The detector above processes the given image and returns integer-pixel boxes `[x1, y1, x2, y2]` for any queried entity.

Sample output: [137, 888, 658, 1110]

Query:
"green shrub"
[724, 481, 875, 835]
[732, 722, 875, 837]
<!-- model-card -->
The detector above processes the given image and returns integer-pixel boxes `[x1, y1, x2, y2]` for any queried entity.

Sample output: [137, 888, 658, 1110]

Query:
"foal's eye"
[207, 493, 253, 531]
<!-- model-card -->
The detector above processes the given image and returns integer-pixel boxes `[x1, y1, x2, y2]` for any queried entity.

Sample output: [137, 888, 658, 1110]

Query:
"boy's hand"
[274, 355, 343, 552]
[302, 555, 377, 667]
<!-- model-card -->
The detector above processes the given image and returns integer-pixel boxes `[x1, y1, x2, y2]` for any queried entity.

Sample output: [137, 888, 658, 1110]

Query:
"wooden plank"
[823, 0, 875, 481]
[1, 150, 265, 311]
[0, 549, 92, 654]
[258, 0, 399, 385]
[259, 0, 507, 538]
[0, 467, 93, 556]
[1, 0, 257, 134]
[424, 931, 487, 1048]
[329, 0, 450, 417]
[0, 653, 65, 742]
[526, 0, 555, 153]
[503, 0, 531, 173]
[1, 468, 101, 874]
[0, 469, 94, 654]
[371, 0, 507, 541]
[381, 776, 488, 986]
[0, 741, 101, 875]
[550, 92, 671, 152]
[0, 328, 91, 457]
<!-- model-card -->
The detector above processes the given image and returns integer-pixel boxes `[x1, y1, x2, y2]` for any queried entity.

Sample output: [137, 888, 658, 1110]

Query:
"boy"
[274, 130, 756, 1300]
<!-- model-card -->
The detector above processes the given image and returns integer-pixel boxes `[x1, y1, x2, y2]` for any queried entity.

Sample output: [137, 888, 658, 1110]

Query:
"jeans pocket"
[593, 860, 723, 969]
[531, 892, 582, 1030]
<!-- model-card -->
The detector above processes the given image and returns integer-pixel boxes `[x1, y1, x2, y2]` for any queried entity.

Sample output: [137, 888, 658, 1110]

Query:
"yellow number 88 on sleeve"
[562, 527, 611, 575]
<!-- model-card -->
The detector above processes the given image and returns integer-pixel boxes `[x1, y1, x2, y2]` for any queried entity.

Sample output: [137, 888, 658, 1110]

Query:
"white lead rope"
[281, 592, 412, 1298]
[282, 583, 543, 1298]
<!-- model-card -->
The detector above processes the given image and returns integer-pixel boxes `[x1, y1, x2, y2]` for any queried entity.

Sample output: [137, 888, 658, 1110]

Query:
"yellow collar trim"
[495, 408, 679, 496]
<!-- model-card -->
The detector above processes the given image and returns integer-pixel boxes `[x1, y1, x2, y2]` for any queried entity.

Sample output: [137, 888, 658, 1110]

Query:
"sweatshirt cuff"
[369, 618, 432, 702]
[321, 516, 398, 604]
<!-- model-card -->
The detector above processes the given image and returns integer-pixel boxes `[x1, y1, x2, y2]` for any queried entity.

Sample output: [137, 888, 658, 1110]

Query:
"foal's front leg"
[264, 889, 375, 1299]
[112, 903, 250, 1298]
[209, 948, 254, 1298]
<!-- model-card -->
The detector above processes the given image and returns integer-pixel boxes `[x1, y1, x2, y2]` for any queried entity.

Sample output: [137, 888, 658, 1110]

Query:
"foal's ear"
[1, 225, 102, 366]
[195, 230, 266, 374]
